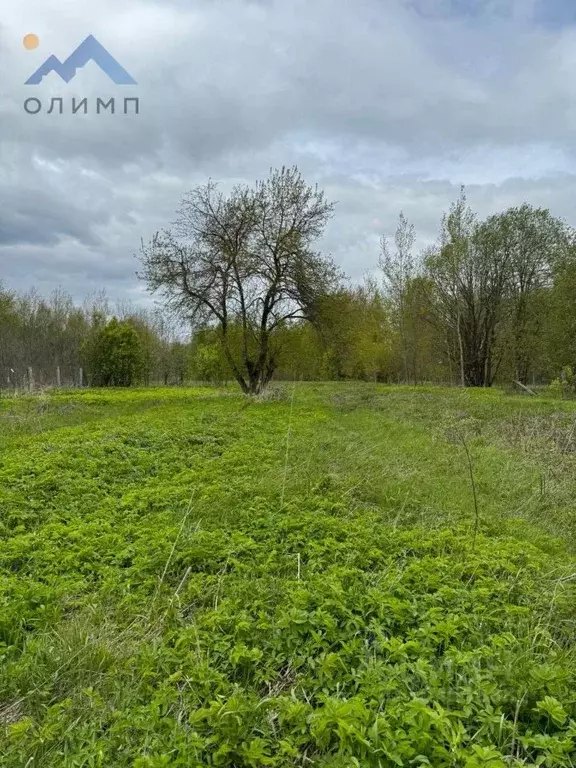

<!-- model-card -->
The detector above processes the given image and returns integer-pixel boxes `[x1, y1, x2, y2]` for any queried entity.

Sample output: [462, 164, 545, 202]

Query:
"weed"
[1, 384, 576, 766]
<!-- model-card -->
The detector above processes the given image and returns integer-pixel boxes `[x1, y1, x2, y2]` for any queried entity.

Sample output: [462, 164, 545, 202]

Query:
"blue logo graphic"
[25, 35, 136, 85]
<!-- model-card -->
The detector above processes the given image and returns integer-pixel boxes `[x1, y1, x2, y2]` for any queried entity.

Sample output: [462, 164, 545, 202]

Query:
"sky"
[1, 0, 576, 305]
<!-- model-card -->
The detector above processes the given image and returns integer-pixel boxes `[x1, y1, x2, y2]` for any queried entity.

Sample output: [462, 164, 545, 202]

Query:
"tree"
[425, 188, 511, 387]
[541, 254, 576, 378]
[477, 205, 571, 383]
[402, 275, 447, 384]
[138, 166, 340, 395]
[379, 212, 417, 382]
[84, 318, 144, 387]
[191, 338, 231, 385]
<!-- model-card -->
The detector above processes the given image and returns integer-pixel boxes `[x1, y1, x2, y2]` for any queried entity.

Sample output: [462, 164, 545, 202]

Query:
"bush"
[83, 318, 145, 387]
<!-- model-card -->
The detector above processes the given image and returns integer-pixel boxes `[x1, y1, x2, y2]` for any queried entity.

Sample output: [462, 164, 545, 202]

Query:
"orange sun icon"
[23, 33, 40, 50]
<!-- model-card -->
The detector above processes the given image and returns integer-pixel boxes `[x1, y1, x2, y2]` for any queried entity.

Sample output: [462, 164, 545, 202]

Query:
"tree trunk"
[457, 311, 465, 387]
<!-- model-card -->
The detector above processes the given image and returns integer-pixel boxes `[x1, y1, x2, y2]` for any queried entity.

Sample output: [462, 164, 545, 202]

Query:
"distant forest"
[3, 179, 576, 392]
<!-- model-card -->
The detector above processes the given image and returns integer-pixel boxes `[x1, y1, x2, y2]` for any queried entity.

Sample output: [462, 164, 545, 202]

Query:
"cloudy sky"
[1, 0, 576, 304]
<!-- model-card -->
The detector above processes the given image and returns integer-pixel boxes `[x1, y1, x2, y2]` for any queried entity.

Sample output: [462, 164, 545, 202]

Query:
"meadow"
[1, 383, 576, 767]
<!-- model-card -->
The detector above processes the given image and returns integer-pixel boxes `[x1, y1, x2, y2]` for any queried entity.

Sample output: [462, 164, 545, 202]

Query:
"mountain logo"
[25, 35, 136, 85]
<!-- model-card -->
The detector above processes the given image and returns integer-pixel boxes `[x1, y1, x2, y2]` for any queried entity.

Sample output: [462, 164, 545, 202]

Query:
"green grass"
[1, 383, 576, 766]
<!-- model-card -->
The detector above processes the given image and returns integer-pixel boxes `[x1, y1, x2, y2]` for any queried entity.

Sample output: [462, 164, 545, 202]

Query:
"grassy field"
[1, 383, 576, 767]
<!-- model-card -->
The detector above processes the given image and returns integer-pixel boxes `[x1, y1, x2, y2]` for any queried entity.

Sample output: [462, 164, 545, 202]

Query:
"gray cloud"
[1, 0, 576, 301]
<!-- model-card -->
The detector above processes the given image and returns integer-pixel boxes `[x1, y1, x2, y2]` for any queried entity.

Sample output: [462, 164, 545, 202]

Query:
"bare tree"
[138, 166, 339, 394]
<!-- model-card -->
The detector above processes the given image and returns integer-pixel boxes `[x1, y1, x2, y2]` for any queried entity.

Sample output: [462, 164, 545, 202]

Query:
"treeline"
[3, 185, 576, 390]
[180, 190, 576, 389]
[0, 288, 187, 389]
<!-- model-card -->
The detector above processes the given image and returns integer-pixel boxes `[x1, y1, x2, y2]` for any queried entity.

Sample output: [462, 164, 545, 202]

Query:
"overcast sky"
[1, 0, 576, 305]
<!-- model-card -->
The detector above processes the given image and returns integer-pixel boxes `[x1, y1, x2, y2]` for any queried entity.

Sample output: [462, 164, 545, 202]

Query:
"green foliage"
[1, 384, 576, 766]
[0, 287, 189, 390]
[301, 286, 395, 382]
[83, 318, 145, 387]
[547, 366, 574, 399]
[139, 166, 340, 395]
[5, 195, 576, 393]
[190, 330, 232, 385]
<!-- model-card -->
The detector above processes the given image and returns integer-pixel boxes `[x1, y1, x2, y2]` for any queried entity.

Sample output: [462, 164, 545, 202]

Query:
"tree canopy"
[139, 166, 340, 394]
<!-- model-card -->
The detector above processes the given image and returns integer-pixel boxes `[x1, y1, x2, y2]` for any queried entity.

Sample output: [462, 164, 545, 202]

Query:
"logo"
[25, 34, 136, 85]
